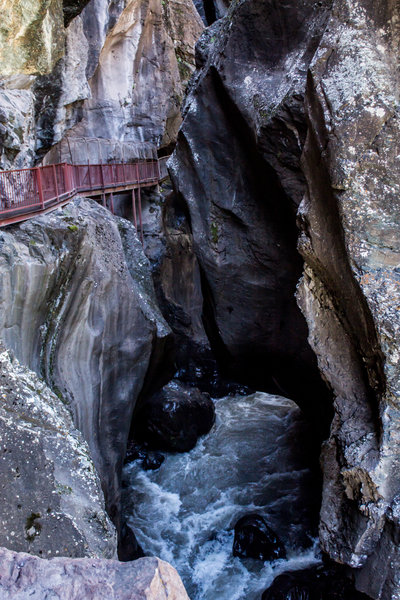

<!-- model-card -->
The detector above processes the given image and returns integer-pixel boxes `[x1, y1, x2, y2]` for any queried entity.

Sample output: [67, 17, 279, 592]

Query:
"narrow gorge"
[0, 0, 399, 599]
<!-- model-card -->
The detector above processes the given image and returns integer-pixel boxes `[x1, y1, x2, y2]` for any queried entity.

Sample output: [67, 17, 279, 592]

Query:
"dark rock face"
[118, 523, 145, 562]
[169, 0, 333, 427]
[133, 380, 215, 452]
[63, 0, 91, 26]
[143, 453, 165, 471]
[0, 548, 190, 600]
[262, 564, 371, 600]
[171, 0, 400, 596]
[140, 184, 211, 383]
[233, 514, 286, 562]
[0, 198, 173, 524]
[123, 442, 165, 471]
[0, 344, 117, 559]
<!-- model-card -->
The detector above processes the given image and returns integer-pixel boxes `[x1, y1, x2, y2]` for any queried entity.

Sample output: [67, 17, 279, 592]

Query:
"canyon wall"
[169, 0, 333, 425]
[0, 0, 202, 169]
[297, 1, 400, 597]
[1, 0, 400, 598]
[0, 198, 173, 522]
[171, 0, 400, 598]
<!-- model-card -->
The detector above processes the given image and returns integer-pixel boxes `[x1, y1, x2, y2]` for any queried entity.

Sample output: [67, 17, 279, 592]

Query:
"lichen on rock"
[0, 342, 117, 558]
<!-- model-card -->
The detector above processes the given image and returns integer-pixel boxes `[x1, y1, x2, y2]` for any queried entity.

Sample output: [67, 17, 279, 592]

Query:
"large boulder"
[233, 514, 286, 562]
[0, 548, 190, 600]
[296, 0, 400, 597]
[133, 380, 215, 452]
[169, 0, 332, 424]
[0, 343, 117, 558]
[0, 197, 173, 521]
[262, 564, 370, 600]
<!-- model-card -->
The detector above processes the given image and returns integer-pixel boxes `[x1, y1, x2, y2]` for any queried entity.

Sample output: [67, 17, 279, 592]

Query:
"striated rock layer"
[0, 548, 190, 600]
[0, 197, 173, 523]
[0, 343, 117, 558]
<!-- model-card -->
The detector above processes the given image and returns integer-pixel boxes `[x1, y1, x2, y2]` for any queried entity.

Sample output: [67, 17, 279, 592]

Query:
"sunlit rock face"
[67, 0, 203, 150]
[0, 198, 173, 522]
[0, 0, 65, 77]
[0, 343, 117, 559]
[297, 1, 400, 598]
[0, 550, 190, 599]
[0, 0, 203, 168]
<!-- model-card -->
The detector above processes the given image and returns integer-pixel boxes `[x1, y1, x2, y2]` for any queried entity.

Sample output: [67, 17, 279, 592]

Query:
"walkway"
[0, 157, 169, 234]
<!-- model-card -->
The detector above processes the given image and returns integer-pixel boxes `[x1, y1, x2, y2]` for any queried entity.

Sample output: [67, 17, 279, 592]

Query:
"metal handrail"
[0, 157, 169, 227]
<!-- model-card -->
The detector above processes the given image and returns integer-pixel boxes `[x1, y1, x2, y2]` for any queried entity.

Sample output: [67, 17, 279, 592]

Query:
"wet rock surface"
[124, 442, 165, 472]
[118, 523, 145, 562]
[0, 197, 173, 522]
[233, 514, 286, 562]
[133, 380, 215, 452]
[262, 564, 371, 600]
[0, 343, 117, 558]
[0, 548, 190, 600]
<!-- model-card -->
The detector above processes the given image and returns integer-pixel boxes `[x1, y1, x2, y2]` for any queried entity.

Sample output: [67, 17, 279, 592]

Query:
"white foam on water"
[123, 393, 321, 599]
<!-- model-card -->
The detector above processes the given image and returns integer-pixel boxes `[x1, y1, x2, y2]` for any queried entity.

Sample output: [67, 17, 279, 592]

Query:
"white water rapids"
[122, 392, 322, 599]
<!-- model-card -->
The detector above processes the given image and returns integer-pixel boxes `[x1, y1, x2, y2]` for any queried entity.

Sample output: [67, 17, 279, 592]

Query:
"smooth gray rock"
[0, 548, 190, 600]
[0, 343, 117, 558]
[0, 197, 173, 522]
[65, 0, 203, 152]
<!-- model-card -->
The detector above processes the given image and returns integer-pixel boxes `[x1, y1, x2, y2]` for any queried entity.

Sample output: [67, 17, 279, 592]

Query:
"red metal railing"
[0, 158, 167, 228]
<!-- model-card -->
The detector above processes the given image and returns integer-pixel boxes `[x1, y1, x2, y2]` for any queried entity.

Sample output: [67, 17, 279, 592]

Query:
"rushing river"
[122, 392, 321, 599]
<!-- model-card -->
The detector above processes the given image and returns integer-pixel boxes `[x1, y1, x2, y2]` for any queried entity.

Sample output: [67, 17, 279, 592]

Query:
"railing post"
[100, 161, 105, 190]
[63, 163, 69, 195]
[138, 185, 143, 245]
[52, 165, 59, 202]
[87, 160, 92, 189]
[132, 189, 137, 229]
[110, 192, 114, 215]
[36, 168, 44, 209]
